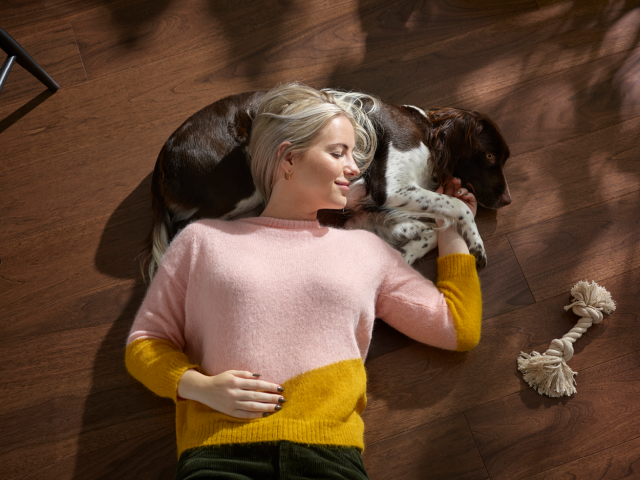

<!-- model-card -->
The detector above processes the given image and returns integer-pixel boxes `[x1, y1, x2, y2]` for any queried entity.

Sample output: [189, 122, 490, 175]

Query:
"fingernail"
[274, 405, 283, 411]
[253, 373, 261, 377]
[263, 412, 270, 417]
[277, 386, 284, 392]
[278, 397, 286, 403]
[456, 190, 462, 195]
[454, 177, 460, 181]
[463, 193, 468, 196]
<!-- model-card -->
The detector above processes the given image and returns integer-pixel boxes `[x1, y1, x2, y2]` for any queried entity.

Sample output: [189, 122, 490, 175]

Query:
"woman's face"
[288, 115, 360, 211]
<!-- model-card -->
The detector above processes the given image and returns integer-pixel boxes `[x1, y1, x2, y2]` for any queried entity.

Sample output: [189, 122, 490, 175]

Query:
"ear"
[276, 141, 294, 171]
[426, 109, 483, 185]
[232, 109, 254, 139]
[426, 109, 460, 185]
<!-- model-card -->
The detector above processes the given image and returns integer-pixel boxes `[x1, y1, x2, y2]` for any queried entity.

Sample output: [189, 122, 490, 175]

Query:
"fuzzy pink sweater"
[125, 216, 482, 457]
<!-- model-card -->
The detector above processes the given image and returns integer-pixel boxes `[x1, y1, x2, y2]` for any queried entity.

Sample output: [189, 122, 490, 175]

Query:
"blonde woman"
[125, 83, 482, 479]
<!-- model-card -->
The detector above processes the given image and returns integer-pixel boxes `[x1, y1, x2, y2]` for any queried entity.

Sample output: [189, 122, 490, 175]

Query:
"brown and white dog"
[139, 89, 511, 284]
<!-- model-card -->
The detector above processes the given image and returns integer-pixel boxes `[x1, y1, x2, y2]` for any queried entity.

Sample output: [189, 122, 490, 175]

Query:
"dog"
[138, 89, 511, 285]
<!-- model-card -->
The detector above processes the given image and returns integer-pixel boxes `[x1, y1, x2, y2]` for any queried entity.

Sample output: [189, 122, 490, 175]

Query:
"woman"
[125, 83, 482, 479]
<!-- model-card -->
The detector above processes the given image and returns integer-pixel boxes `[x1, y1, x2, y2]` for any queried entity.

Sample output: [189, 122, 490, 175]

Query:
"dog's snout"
[500, 193, 512, 205]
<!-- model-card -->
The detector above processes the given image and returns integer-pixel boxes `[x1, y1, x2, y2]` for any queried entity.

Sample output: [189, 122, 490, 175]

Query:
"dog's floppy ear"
[426, 108, 484, 185]
[230, 108, 254, 140]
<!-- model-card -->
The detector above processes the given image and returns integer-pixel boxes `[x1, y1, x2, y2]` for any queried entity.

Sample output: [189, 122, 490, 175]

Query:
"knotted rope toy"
[517, 280, 616, 398]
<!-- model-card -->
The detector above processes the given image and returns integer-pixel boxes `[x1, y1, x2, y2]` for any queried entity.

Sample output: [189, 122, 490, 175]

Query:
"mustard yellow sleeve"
[436, 254, 482, 351]
[125, 337, 201, 402]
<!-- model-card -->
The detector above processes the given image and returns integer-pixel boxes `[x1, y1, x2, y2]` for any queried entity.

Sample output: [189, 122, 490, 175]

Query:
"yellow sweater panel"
[436, 253, 483, 351]
[126, 339, 367, 459]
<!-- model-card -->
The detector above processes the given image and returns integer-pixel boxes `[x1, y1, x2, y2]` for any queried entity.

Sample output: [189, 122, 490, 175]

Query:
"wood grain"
[362, 265, 640, 445]
[0, 202, 149, 320]
[10, 430, 177, 480]
[0, 0, 126, 38]
[0, 280, 178, 479]
[475, 114, 640, 240]
[508, 189, 640, 301]
[0, 281, 144, 396]
[523, 434, 640, 480]
[363, 413, 489, 480]
[72, 0, 356, 80]
[456, 43, 640, 157]
[325, 0, 640, 107]
[0, 126, 166, 245]
[0, 24, 87, 111]
[464, 350, 640, 480]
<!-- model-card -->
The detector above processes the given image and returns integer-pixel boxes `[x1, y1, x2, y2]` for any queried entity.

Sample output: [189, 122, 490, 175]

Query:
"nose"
[345, 153, 360, 177]
[500, 193, 512, 205]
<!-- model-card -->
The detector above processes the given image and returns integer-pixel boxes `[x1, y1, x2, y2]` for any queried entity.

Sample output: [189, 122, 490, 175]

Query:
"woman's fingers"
[237, 389, 285, 406]
[226, 371, 286, 415]
[229, 370, 284, 394]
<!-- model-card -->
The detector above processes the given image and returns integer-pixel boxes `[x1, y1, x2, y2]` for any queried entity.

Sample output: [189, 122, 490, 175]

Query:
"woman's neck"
[259, 204, 318, 222]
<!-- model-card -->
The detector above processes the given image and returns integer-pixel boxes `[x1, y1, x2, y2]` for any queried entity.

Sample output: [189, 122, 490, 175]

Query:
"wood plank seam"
[462, 410, 492, 480]
[69, 22, 89, 82]
[518, 432, 640, 480]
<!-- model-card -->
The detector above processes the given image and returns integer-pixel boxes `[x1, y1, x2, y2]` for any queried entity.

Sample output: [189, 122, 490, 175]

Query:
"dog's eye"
[486, 153, 495, 162]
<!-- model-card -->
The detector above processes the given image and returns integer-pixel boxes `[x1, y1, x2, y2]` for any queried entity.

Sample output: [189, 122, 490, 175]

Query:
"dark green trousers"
[175, 441, 370, 480]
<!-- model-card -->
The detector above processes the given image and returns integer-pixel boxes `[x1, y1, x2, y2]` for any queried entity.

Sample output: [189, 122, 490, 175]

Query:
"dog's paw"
[400, 248, 418, 265]
[469, 246, 488, 268]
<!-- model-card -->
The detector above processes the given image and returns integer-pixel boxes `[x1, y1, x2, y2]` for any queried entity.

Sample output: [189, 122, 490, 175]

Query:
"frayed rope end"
[517, 351, 577, 398]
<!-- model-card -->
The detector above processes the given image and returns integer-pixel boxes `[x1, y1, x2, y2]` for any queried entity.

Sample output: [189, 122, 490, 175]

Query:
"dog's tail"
[137, 146, 174, 287]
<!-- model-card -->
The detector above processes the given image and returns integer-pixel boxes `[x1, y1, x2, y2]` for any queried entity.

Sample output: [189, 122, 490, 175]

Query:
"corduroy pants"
[175, 441, 370, 480]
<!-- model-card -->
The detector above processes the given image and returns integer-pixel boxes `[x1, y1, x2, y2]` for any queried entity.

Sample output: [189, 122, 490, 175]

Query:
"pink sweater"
[125, 216, 482, 457]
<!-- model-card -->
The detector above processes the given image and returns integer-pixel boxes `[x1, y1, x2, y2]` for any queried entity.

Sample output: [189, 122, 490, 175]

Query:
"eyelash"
[331, 152, 343, 158]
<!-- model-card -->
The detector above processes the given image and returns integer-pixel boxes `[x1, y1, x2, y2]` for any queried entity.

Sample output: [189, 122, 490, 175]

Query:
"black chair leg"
[0, 55, 16, 94]
[0, 26, 59, 93]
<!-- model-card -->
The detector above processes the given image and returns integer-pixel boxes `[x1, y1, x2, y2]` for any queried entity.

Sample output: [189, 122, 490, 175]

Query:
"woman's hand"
[435, 177, 477, 257]
[435, 177, 477, 225]
[177, 369, 286, 419]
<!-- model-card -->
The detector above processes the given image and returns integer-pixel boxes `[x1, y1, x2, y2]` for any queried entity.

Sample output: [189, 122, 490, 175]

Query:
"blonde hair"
[248, 83, 379, 204]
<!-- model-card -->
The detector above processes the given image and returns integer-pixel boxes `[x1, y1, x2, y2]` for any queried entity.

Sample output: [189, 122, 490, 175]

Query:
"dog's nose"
[500, 193, 512, 205]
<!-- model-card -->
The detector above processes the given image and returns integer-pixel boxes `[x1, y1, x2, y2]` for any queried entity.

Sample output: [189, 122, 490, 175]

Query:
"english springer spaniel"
[139, 89, 511, 284]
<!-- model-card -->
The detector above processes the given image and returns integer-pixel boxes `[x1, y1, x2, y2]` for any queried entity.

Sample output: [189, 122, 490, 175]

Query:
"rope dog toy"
[517, 280, 616, 398]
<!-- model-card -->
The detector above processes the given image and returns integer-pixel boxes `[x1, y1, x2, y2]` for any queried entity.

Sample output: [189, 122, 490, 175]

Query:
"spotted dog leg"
[345, 214, 438, 265]
[385, 186, 487, 267]
[396, 222, 438, 265]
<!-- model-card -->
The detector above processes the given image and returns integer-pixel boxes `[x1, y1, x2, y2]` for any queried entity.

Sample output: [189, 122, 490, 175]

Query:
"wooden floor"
[1, 0, 639, 478]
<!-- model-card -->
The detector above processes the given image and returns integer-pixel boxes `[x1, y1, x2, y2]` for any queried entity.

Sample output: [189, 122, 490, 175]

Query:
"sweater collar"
[239, 216, 322, 230]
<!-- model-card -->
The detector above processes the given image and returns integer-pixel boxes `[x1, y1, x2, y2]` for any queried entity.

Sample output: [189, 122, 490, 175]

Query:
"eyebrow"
[327, 143, 352, 150]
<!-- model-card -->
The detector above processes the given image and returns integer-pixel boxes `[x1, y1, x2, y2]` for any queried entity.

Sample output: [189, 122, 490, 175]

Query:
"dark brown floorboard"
[0, 24, 87, 111]
[363, 413, 490, 480]
[0, 201, 149, 320]
[465, 350, 640, 480]
[1, 0, 639, 479]
[0, 127, 166, 244]
[508, 190, 640, 301]
[326, 0, 640, 108]
[522, 434, 640, 480]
